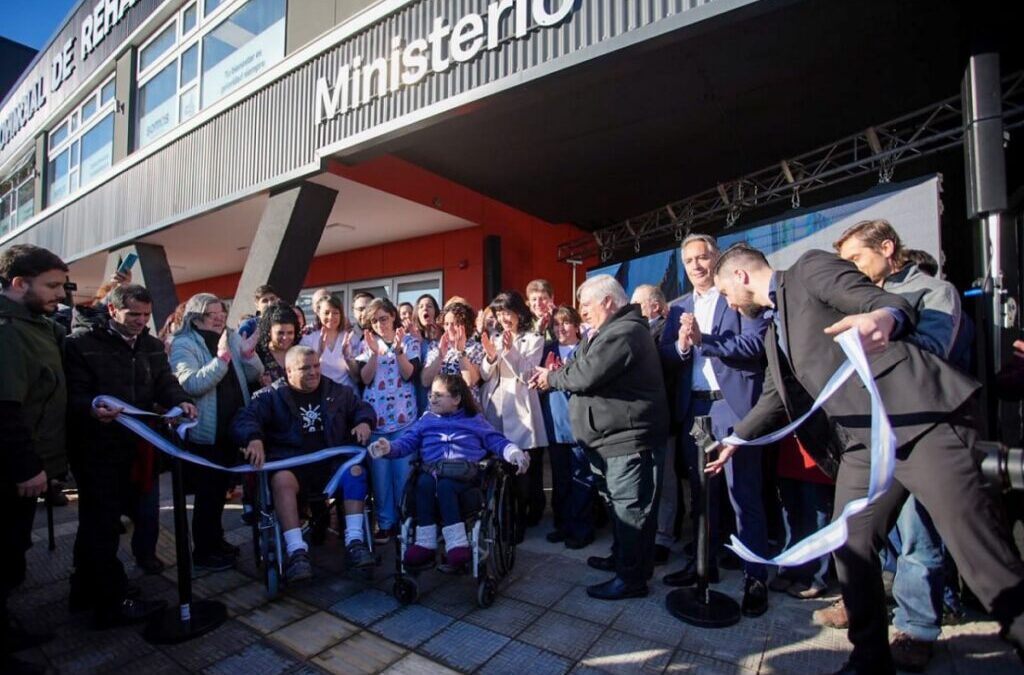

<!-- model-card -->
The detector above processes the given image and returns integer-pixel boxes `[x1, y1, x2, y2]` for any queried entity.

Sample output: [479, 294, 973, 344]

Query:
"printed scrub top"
[356, 334, 421, 433]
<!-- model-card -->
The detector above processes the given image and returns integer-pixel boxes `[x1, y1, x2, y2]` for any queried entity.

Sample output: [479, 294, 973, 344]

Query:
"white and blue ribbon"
[718, 328, 896, 567]
[92, 396, 366, 497]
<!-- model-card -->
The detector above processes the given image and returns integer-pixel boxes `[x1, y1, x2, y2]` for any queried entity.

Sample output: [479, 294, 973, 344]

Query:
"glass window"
[204, 0, 227, 15]
[101, 80, 115, 105]
[396, 279, 441, 308]
[140, 21, 177, 72]
[182, 4, 198, 34]
[180, 44, 198, 85]
[69, 112, 79, 134]
[137, 63, 178, 147]
[15, 180, 33, 225]
[47, 149, 70, 203]
[201, 0, 286, 108]
[50, 121, 69, 148]
[80, 113, 114, 185]
[0, 193, 12, 236]
[179, 87, 199, 122]
[82, 96, 98, 123]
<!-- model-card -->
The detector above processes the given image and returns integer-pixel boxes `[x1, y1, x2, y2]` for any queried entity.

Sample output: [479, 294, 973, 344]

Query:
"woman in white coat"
[480, 290, 549, 538]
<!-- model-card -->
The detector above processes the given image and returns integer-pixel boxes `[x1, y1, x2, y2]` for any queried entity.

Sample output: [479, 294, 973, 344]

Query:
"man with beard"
[708, 244, 1024, 674]
[0, 245, 69, 673]
[65, 284, 197, 627]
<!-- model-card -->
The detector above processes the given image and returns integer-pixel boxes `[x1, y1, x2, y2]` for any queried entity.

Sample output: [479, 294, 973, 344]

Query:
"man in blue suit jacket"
[659, 234, 771, 617]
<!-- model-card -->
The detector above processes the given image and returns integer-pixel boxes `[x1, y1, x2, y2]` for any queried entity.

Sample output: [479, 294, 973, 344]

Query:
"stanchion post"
[144, 455, 226, 643]
[665, 416, 740, 628]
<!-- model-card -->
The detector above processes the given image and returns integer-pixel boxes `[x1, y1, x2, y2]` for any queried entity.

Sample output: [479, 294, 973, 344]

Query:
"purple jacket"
[387, 410, 519, 464]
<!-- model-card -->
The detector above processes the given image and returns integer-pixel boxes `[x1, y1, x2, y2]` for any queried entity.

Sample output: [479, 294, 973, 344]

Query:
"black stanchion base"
[665, 587, 742, 628]
[144, 600, 227, 644]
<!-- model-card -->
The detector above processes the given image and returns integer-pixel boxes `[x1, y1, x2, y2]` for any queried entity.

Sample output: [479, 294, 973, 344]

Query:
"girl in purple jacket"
[369, 374, 529, 569]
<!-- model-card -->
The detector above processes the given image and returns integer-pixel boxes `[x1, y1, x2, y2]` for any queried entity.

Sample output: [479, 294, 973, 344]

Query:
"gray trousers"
[587, 445, 664, 585]
[656, 435, 679, 548]
[834, 414, 1024, 670]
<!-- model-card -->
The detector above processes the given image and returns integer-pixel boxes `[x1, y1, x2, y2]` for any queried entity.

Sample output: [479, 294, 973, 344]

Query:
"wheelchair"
[391, 458, 517, 608]
[251, 448, 373, 597]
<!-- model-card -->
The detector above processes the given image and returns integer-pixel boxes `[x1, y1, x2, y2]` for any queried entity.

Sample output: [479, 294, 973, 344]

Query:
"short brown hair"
[712, 243, 769, 277]
[525, 279, 553, 297]
[833, 219, 905, 266]
[442, 302, 476, 335]
[362, 297, 398, 331]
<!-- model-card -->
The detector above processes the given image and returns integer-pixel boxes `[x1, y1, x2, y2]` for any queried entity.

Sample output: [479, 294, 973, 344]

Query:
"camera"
[975, 441, 1024, 492]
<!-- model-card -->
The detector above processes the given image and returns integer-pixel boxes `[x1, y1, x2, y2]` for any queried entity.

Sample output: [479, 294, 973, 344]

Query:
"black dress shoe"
[545, 530, 567, 543]
[663, 561, 719, 587]
[741, 577, 768, 617]
[586, 576, 648, 600]
[94, 598, 167, 629]
[587, 554, 615, 571]
[217, 540, 241, 557]
[653, 544, 670, 565]
[564, 534, 594, 550]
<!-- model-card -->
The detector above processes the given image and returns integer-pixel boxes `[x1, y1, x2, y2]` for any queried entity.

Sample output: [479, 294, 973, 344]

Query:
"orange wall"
[176, 155, 592, 308]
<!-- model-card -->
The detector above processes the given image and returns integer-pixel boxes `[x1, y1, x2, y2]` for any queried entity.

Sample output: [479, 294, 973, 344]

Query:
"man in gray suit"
[707, 244, 1024, 675]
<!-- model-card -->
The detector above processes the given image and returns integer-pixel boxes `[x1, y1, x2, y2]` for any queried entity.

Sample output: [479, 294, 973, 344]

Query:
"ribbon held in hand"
[717, 328, 896, 568]
[91, 396, 367, 497]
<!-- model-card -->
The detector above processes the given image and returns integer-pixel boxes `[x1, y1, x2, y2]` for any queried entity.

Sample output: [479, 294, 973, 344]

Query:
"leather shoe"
[564, 534, 594, 550]
[94, 598, 167, 629]
[136, 557, 166, 575]
[586, 576, 648, 600]
[663, 560, 719, 587]
[587, 554, 615, 571]
[741, 577, 768, 617]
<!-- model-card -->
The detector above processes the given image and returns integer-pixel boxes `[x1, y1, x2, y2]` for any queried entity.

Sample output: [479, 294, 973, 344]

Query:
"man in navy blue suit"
[659, 233, 771, 617]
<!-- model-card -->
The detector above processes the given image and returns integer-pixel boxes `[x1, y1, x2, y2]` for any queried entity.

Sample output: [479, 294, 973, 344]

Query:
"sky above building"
[1, 0, 79, 51]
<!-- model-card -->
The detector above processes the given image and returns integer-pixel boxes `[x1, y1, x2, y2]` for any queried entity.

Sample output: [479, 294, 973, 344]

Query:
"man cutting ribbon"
[706, 244, 1024, 675]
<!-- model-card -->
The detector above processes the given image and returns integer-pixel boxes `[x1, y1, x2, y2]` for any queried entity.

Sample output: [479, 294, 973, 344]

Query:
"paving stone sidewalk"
[9, 476, 1021, 674]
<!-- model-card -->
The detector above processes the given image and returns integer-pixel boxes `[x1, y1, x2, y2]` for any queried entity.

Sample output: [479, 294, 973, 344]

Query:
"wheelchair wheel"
[493, 473, 516, 577]
[265, 561, 280, 597]
[393, 577, 419, 605]
[476, 577, 497, 608]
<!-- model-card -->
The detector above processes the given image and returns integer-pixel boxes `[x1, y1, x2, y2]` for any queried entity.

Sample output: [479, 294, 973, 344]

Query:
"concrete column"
[227, 181, 338, 325]
[33, 133, 46, 211]
[104, 242, 178, 331]
[113, 47, 137, 160]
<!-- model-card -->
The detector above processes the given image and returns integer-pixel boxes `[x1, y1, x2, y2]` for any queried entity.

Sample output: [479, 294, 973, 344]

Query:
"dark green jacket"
[547, 304, 669, 458]
[0, 295, 68, 481]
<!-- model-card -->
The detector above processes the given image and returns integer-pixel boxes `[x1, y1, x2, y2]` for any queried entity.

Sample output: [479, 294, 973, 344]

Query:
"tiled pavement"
[10, 476, 1022, 674]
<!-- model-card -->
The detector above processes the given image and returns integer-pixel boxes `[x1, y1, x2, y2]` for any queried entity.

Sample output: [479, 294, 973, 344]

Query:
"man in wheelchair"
[233, 345, 375, 582]
[369, 374, 529, 570]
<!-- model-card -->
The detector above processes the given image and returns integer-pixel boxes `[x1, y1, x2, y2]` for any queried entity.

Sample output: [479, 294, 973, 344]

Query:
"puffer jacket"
[169, 325, 263, 444]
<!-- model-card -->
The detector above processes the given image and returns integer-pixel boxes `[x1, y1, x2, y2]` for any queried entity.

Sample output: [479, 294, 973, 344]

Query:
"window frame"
[46, 74, 118, 205]
[296, 271, 445, 327]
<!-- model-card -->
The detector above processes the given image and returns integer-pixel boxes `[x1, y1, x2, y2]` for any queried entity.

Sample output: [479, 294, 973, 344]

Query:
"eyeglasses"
[370, 315, 391, 325]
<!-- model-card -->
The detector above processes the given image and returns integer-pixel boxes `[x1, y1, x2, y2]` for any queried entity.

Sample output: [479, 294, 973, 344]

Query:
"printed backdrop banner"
[589, 175, 943, 303]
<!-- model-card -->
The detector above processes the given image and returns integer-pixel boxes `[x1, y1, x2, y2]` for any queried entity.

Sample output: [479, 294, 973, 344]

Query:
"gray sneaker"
[284, 550, 312, 583]
[346, 540, 375, 569]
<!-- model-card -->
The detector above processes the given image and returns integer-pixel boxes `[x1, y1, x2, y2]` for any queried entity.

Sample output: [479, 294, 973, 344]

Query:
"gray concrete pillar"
[104, 242, 178, 331]
[227, 181, 338, 325]
[114, 47, 137, 160]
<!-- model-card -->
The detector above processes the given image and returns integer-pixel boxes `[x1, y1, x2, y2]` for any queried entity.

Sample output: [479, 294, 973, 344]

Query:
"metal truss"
[558, 70, 1024, 263]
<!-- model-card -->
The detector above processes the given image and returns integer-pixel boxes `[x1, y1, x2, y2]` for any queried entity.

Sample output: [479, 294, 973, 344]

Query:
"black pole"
[665, 416, 740, 628]
[144, 456, 226, 643]
[46, 479, 56, 552]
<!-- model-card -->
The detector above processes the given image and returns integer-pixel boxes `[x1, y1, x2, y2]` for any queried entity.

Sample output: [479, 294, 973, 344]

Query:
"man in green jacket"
[0, 245, 69, 673]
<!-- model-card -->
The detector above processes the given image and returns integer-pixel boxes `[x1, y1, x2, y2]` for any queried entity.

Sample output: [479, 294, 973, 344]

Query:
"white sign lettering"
[0, 78, 46, 151]
[81, 0, 138, 61]
[315, 0, 573, 124]
[51, 37, 77, 92]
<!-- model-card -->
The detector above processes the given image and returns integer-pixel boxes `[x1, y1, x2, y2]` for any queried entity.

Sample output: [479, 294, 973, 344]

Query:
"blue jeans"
[371, 430, 413, 530]
[683, 398, 768, 580]
[414, 474, 474, 527]
[777, 478, 833, 586]
[885, 496, 944, 641]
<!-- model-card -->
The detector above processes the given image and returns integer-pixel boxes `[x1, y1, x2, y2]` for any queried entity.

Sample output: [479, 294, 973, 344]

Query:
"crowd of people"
[2, 217, 1024, 674]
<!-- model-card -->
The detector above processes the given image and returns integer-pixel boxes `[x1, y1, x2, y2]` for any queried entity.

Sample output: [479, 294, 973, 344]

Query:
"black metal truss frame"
[558, 71, 1024, 263]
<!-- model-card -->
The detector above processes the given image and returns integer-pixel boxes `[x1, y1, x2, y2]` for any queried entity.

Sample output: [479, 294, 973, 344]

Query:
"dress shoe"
[812, 598, 849, 628]
[890, 631, 933, 673]
[94, 598, 167, 629]
[653, 544, 670, 565]
[564, 534, 594, 550]
[662, 560, 719, 587]
[136, 557, 166, 575]
[587, 554, 615, 571]
[545, 530, 567, 544]
[586, 576, 648, 600]
[217, 540, 241, 557]
[741, 577, 768, 617]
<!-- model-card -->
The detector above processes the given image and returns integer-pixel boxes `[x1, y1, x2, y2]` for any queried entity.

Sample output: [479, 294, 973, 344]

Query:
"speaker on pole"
[963, 52, 1007, 219]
